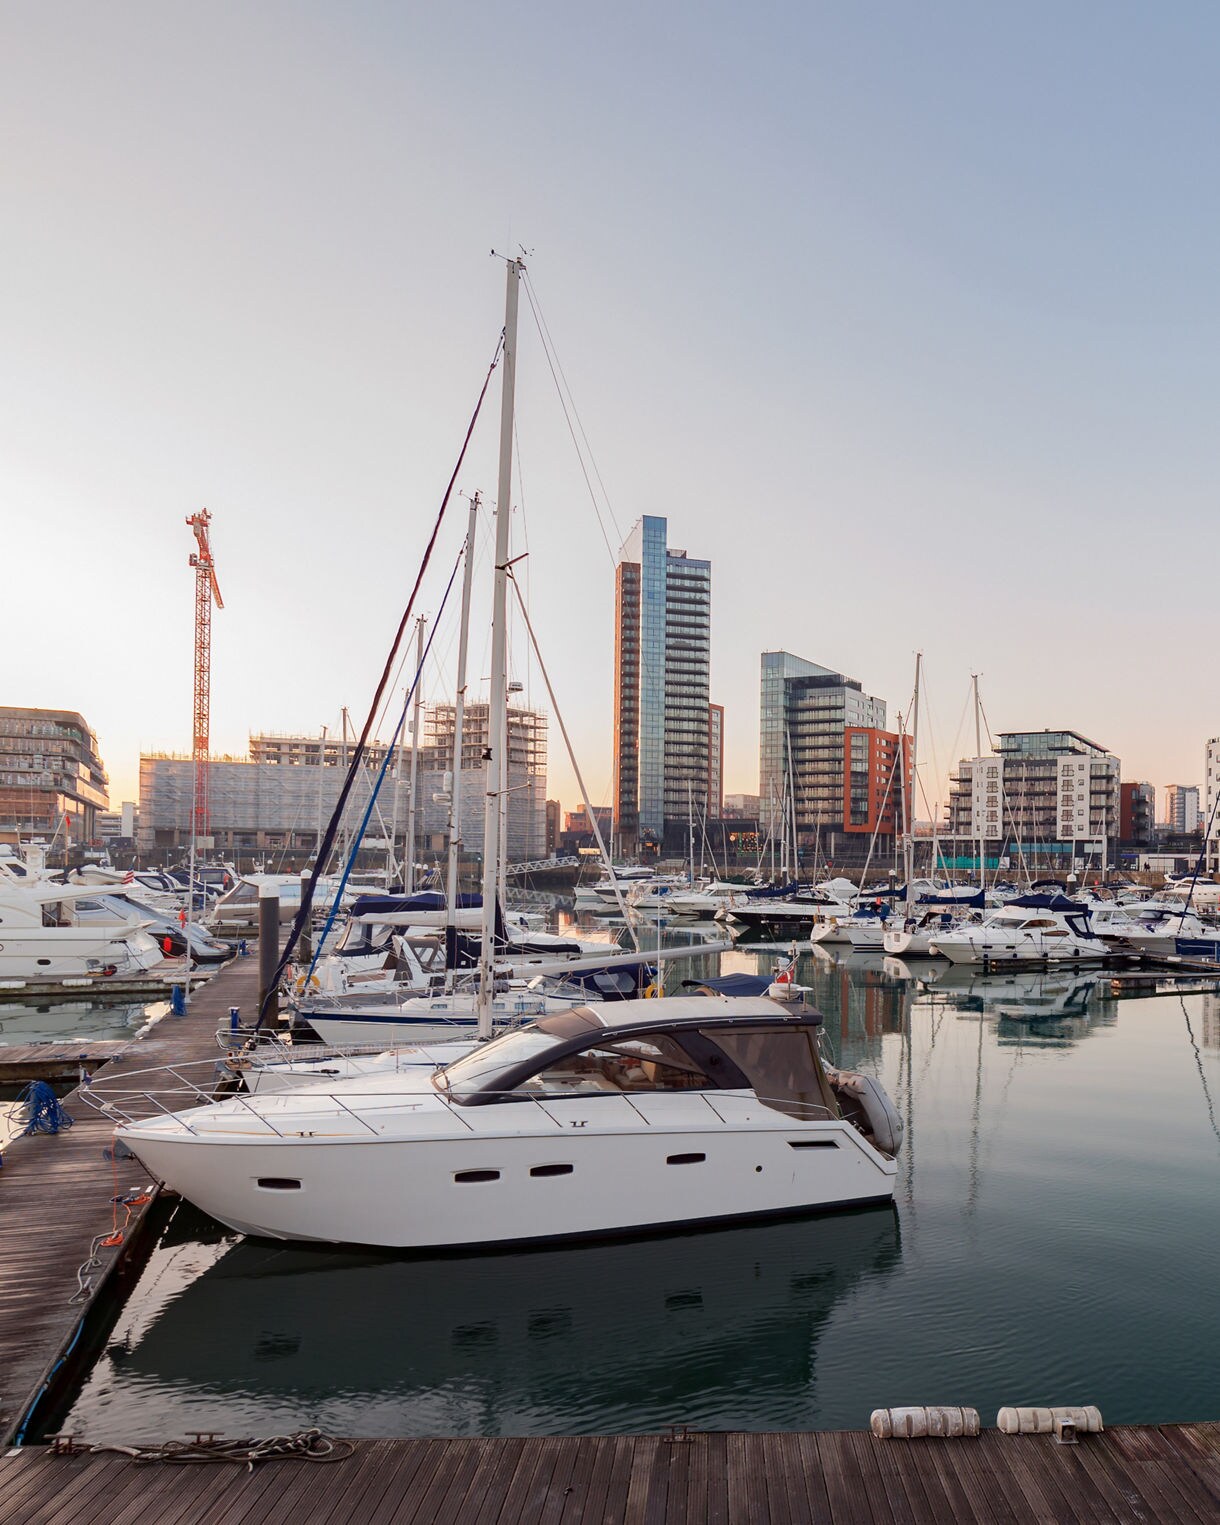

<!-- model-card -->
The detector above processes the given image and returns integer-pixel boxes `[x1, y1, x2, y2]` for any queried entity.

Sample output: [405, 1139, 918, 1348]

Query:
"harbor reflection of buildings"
[798, 957, 910, 1069]
[1202, 993, 1220, 1050]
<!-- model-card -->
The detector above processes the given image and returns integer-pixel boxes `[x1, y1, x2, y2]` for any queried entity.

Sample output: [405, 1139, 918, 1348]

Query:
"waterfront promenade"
[2, 1424, 1219, 1523]
[0, 951, 262, 1447]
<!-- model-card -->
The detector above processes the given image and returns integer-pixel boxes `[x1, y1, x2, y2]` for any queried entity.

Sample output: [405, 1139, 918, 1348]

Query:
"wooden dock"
[2, 1424, 1219, 1523]
[0, 1043, 130, 1084]
[0, 960, 205, 1006]
[0, 950, 265, 1447]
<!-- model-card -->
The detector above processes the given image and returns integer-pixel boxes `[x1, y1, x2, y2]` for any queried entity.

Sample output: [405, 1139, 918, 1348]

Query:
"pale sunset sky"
[4, 3, 1219, 823]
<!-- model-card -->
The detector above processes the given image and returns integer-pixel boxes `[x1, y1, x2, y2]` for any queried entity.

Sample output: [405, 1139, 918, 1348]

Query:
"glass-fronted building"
[759, 653, 890, 853]
[613, 516, 711, 853]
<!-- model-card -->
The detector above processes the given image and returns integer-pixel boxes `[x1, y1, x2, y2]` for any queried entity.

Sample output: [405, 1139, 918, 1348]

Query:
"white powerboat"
[883, 907, 975, 958]
[112, 995, 902, 1249]
[928, 897, 1109, 966]
[0, 878, 165, 980]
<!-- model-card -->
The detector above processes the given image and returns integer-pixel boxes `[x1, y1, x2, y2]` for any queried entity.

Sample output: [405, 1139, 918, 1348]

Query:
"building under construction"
[138, 707, 548, 865]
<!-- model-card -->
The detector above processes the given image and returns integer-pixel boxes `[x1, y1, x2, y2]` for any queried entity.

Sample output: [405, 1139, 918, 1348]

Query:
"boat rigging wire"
[306, 548, 463, 981]
[256, 332, 505, 1024]
[507, 569, 641, 949]
[521, 269, 622, 566]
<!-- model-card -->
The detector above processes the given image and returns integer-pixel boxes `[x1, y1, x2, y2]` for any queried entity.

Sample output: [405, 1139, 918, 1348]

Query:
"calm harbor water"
[0, 999, 166, 1046]
[54, 917, 1220, 1440]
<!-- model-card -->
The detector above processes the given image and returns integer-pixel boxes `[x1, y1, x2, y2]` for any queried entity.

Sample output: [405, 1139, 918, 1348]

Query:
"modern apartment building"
[944, 730, 1121, 868]
[843, 728, 914, 841]
[1205, 739, 1220, 872]
[612, 516, 711, 852]
[1163, 784, 1200, 834]
[708, 703, 724, 820]
[0, 707, 109, 846]
[1119, 782, 1156, 847]
[759, 653, 899, 856]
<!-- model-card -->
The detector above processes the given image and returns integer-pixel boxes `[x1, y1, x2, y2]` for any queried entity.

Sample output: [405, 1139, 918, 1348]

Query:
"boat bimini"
[112, 994, 902, 1250]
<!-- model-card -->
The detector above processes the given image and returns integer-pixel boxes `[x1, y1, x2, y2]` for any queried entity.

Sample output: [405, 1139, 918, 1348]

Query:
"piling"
[257, 889, 280, 1020]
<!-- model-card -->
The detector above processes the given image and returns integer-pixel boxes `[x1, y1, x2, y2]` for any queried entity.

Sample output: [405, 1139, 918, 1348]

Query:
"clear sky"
[4, 2, 1219, 826]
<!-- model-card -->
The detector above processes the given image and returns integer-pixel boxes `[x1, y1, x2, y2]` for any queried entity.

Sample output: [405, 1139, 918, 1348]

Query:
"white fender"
[831, 1069, 905, 1155]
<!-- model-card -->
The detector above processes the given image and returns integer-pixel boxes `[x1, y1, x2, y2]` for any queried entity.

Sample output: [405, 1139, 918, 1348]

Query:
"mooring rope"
[77, 1429, 355, 1470]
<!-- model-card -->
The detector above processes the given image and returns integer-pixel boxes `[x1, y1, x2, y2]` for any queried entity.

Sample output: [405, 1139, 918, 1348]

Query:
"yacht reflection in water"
[88, 1204, 901, 1440]
[900, 963, 1118, 1048]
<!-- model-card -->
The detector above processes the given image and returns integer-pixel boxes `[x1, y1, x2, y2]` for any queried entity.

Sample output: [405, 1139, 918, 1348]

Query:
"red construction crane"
[186, 509, 223, 844]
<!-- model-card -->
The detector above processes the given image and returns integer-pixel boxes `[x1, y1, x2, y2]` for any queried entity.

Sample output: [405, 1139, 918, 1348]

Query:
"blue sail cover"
[918, 890, 986, 908]
[551, 963, 657, 1001]
[351, 892, 481, 916]
[745, 882, 801, 901]
[680, 972, 775, 996]
[1007, 894, 1089, 912]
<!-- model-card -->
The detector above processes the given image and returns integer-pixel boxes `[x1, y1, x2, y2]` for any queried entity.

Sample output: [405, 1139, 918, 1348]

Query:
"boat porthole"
[755, 1165, 763, 1173]
[454, 1169, 500, 1184]
[256, 1178, 301, 1191]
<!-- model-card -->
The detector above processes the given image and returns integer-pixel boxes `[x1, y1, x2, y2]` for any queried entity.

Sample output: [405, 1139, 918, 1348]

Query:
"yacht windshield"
[436, 1007, 602, 1100]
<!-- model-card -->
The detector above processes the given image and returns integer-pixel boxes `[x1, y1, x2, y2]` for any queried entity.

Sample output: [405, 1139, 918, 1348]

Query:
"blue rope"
[307, 552, 463, 979]
[19, 1080, 74, 1135]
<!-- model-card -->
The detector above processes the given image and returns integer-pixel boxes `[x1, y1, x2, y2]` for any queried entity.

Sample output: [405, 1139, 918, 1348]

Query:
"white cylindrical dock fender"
[870, 1407, 981, 1439]
[997, 1406, 1103, 1435]
[832, 1071, 905, 1155]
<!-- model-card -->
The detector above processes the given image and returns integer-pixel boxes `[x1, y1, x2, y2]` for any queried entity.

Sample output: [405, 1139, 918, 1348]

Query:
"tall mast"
[404, 617, 426, 893]
[315, 725, 328, 862]
[444, 494, 480, 991]
[476, 256, 523, 1040]
[972, 673, 984, 890]
[904, 653, 921, 918]
[688, 780, 695, 886]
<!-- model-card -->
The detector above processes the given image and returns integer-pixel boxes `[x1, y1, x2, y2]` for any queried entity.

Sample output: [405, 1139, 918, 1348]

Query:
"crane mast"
[186, 509, 223, 845]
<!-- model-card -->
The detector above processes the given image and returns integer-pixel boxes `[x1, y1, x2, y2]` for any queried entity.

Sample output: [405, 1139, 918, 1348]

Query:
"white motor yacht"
[1085, 899, 1214, 958]
[928, 897, 1109, 966]
[883, 907, 978, 958]
[805, 904, 863, 945]
[0, 878, 165, 980]
[112, 995, 902, 1249]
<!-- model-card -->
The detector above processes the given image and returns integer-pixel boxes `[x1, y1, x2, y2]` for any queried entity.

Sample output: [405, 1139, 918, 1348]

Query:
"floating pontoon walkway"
[0, 951, 263, 1447]
[2, 1424, 1219, 1523]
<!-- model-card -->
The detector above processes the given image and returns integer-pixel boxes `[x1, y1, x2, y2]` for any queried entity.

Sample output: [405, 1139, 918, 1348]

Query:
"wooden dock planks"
[0, 949, 266, 1446]
[1, 1426, 1219, 1524]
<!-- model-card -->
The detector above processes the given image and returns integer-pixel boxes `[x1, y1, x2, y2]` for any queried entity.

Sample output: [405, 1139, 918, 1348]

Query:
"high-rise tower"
[612, 516, 711, 853]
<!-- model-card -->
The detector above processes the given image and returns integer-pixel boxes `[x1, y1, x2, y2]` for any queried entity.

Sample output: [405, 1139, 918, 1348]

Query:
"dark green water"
[58, 946, 1220, 1440]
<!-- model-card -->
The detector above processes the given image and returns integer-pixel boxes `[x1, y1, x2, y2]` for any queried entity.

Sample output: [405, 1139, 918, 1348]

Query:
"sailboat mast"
[905, 652, 921, 918]
[444, 495, 479, 992]
[403, 617, 426, 893]
[476, 257, 523, 1040]
[972, 673, 984, 891]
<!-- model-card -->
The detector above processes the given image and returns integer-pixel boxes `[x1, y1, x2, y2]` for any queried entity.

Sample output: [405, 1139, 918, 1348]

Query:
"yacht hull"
[120, 1114, 897, 1249]
[0, 927, 163, 979]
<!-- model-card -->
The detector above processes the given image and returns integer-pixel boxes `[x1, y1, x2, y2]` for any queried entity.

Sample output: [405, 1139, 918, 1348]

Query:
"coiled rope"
[87, 1429, 355, 1470]
[20, 1080, 74, 1135]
